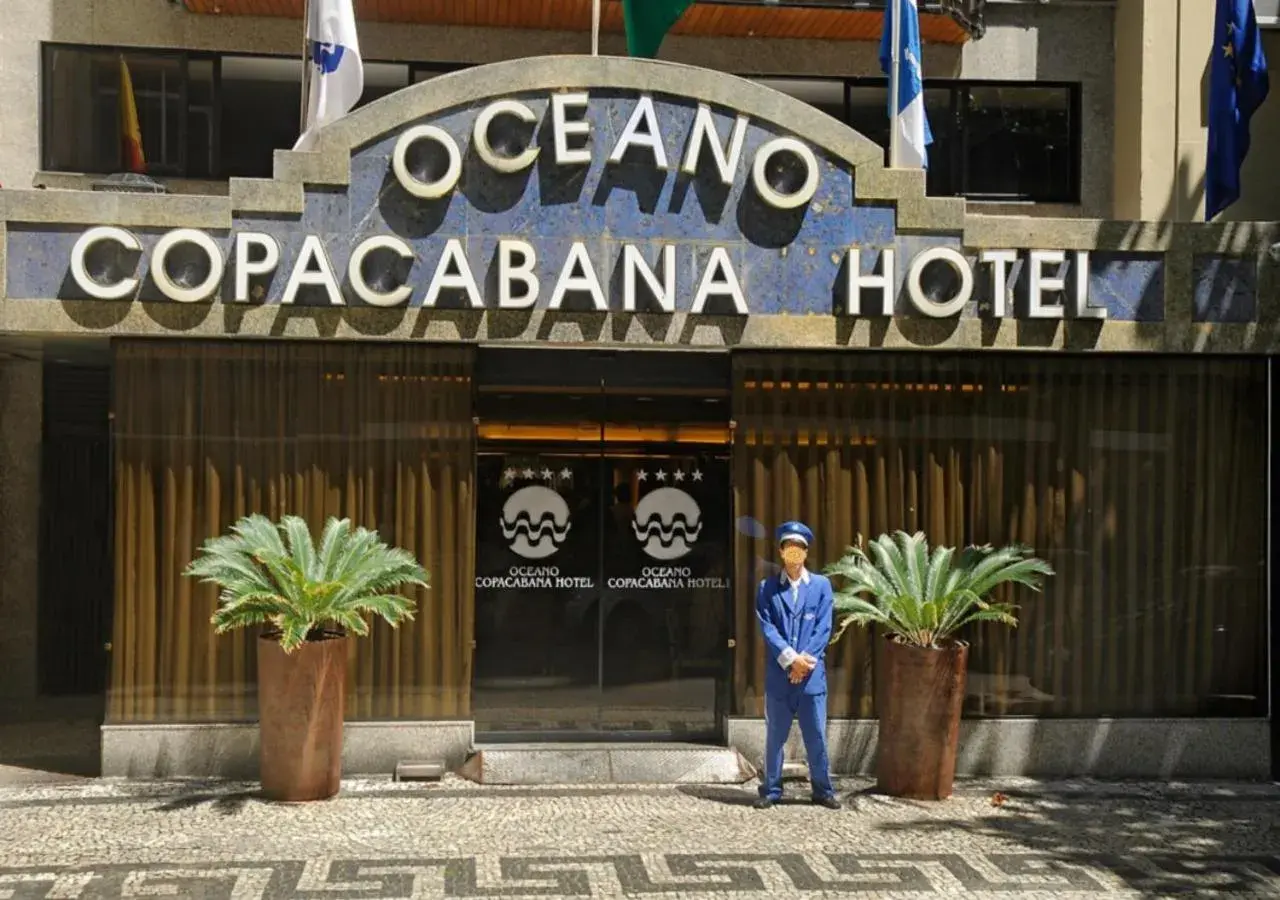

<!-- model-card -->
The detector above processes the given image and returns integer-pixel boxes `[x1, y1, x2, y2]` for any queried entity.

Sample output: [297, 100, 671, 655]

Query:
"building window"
[846, 80, 1080, 204]
[43, 47, 199, 177]
[961, 84, 1077, 202]
[41, 44, 409, 180]
[41, 43, 1080, 204]
[733, 352, 1268, 719]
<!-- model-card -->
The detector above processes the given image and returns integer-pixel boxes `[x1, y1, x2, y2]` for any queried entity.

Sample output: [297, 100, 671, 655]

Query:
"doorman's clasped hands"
[789, 652, 817, 684]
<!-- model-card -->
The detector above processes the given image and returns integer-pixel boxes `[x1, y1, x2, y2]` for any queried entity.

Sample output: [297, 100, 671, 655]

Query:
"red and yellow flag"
[119, 57, 146, 174]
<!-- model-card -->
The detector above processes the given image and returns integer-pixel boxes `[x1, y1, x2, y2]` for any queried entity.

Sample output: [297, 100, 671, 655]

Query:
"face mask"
[781, 545, 807, 568]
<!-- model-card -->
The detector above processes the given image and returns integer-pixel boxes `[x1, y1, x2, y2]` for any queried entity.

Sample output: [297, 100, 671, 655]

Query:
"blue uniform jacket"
[755, 570, 834, 697]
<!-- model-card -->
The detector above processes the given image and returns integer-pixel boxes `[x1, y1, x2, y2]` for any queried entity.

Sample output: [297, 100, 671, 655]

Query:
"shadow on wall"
[1115, 154, 1280, 354]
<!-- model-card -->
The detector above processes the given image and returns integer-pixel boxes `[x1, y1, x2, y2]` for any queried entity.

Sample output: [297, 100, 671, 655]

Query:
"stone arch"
[240, 55, 963, 233]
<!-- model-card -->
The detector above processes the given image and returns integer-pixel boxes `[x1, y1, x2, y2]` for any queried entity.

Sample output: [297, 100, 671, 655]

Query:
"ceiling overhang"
[177, 0, 980, 45]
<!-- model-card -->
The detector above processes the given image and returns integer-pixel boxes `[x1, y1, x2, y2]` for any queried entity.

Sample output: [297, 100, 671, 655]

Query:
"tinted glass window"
[40, 45, 1080, 203]
[963, 84, 1075, 202]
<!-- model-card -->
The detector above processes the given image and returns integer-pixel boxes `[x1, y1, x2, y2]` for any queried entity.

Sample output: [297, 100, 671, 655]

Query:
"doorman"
[753, 521, 840, 809]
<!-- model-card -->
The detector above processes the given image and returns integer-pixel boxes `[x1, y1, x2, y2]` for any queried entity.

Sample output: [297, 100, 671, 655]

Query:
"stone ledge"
[726, 716, 1272, 780]
[458, 742, 757, 785]
[101, 720, 474, 779]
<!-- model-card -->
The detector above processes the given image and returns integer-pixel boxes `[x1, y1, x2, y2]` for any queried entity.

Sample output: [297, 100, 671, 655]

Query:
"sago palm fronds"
[184, 514, 428, 653]
[823, 530, 1053, 649]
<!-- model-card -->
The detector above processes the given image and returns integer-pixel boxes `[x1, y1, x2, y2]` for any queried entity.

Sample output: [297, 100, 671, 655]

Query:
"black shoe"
[813, 795, 841, 810]
[753, 796, 776, 810]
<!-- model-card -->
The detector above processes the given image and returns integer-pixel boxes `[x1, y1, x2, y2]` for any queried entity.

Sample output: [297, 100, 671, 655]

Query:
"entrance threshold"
[474, 730, 723, 745]
[458, 742, 757, 785]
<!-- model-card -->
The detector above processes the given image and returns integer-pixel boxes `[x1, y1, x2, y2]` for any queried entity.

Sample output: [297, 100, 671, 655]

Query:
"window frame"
[951, 77, 1083, 205]
[40, 43, 1083, 204]
[838, 74, 1082, 204]
[41, 43, 215, 178]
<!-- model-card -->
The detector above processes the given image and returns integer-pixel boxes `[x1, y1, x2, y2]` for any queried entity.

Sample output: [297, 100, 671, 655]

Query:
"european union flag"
[1206, 0, 1270, 220]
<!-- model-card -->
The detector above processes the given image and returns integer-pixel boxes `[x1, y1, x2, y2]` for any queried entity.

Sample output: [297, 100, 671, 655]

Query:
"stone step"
[458, 742, 758, 786]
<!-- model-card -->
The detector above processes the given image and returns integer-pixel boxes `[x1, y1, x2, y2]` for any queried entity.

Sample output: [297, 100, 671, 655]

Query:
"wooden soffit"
[180, 1, 976, 45]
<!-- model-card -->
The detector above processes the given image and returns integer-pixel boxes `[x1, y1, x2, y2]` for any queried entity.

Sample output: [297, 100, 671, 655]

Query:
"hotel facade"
[1, 0, 1278, 781]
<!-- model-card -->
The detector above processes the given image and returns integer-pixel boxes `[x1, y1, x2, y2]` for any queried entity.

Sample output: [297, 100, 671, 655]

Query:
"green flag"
[622, 0, 694, 58]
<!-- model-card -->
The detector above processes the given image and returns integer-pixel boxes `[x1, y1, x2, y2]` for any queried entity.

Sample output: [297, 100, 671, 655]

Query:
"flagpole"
[299, 0, 313, 135]
[591, 0, 601, 55]
[888, 0, 902, 168]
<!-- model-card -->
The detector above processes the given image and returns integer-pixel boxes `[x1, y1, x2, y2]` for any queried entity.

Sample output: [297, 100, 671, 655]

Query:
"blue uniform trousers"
[759, 688, 835, 801]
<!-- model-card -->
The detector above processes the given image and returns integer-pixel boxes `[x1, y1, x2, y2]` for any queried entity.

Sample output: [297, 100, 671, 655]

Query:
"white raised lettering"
[282, 235, 343, 306]
[1071, 251, 1107, 320]
[151, 228, 224, 304]
[70, 226, 141, 301]
[906, 246, 973, 318]
[498, 239, 539, 309]
[846, 248, 896, 316]
[751, 137, 819, 210]
[979, 249, 1018, 318]
[551, 92, 592, 166]
[473, 100, 540, 174]
[393, 125, 463, 199]
[690, 246, 747, 315]
[349, 235, 415, 308]
[423, 238, 483, 308]
[234, 232, 280, 303]
[680, 104, 748, 186]
[622, 244, 675, 313]
[549, 242, 607, 310]
[1028, 249, 1067, 319]
[608, 95, 668, 169]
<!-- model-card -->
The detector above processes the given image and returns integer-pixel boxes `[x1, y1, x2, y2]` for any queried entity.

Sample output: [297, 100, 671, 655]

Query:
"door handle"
[727, 638, 736, 649]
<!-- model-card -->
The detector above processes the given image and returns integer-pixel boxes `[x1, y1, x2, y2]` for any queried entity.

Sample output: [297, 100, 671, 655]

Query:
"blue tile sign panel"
[0, 89, 1246, 323]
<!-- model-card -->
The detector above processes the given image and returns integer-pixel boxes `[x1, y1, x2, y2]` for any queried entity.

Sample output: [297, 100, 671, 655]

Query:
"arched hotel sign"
[1, 57, 1270, 346]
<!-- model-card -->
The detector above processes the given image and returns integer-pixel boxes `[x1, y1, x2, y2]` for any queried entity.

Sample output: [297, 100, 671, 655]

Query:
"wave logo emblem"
[500, 485, 571, 560]
[632, 487, 703, 561]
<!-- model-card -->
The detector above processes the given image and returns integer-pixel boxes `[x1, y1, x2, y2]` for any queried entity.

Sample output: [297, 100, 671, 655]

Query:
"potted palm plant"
[185, 514, 427, 802]
[825, 530, 1053, 801]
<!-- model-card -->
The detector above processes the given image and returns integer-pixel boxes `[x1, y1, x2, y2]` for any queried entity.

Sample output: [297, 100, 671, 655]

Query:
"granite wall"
[0, 359, 41, 704]
[0, 56, 1275, 354]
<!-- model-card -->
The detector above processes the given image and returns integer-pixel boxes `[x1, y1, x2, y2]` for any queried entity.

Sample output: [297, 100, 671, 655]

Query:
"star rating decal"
[501, 465, 575, 487]
[635, 466, 704, 484]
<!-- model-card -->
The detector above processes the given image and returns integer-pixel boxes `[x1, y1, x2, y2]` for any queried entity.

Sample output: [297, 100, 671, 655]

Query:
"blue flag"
[879, 0, 933, 169]
[1206, 0, 1270, 220]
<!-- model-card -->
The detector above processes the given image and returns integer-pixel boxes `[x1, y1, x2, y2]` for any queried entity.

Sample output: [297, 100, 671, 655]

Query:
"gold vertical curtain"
[109, 340, 475, 723]
[732, 351, 1267, 719]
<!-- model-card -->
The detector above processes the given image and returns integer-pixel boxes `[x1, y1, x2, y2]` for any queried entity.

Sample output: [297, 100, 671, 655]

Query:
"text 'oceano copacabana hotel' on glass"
[1, 0, 1279, 781]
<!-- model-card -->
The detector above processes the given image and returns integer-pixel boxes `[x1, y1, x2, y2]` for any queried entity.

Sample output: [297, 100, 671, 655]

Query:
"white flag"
[880, 0, 933, 169]
[294, 0, 364, 152]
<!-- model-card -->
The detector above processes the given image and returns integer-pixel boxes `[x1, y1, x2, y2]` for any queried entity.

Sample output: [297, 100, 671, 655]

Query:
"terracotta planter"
[875, 635, 968, 800]
[256, 632, 348, 802]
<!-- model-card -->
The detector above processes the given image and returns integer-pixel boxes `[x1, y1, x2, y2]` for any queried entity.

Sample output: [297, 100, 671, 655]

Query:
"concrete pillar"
[0, 360, 42, 703]
[1111, 0, 1176, 220]
[1112, 0, 1215, 222]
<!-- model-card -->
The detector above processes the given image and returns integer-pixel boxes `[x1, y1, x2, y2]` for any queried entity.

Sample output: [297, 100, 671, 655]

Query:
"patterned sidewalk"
[0, 776, 1278, 897]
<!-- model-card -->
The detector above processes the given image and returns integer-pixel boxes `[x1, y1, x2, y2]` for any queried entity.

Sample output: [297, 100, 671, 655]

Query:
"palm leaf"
[185, 514, 429, 654]
[823, 530, 1052, 649]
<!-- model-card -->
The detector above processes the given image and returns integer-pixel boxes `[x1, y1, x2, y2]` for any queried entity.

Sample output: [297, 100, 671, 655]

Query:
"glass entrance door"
[598, 453, 730, 737]
[473, 452, 603, 734]
[470, 349, 732, 740]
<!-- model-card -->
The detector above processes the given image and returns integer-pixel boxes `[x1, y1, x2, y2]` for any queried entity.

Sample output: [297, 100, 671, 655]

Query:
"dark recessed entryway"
[471, 349, 733, 742]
